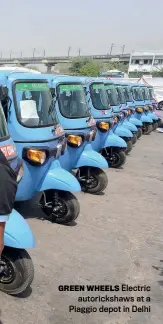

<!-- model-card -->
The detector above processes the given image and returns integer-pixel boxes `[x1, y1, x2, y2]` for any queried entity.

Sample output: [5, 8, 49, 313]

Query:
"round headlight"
[27, 149, 47, 165]
[136, 107, 143, 113]
[67, 135, 82, 147]
[98, 122, 109, 131]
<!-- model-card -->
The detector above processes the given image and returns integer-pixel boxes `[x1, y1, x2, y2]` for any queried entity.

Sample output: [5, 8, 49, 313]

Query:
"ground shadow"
[0, 310, 3, 324]
[152, 260, 163, 287]
[13, 287, 32, 299]
[14, 202, 78, 226]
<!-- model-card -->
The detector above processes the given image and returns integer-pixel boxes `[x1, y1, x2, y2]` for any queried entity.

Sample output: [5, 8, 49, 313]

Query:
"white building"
[128, 51, 163, 74]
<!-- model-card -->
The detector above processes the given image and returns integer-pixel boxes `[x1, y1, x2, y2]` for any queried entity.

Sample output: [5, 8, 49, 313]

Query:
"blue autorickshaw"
[103, 80, 134, 154]
[147, 85, 162, 127]
[130, 83, 153, 135]
[45, 74, 109, 192]
[0, 70, 82, 225]
[0, 91, 35, 295]
[117, 82, 143, 138]
[75, 76, 128, 168]
[113, 81, 138, 145]
[139, 84, 160, 130]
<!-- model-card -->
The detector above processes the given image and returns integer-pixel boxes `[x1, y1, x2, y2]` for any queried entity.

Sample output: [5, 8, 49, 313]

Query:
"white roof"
[0, 66, 41, 74]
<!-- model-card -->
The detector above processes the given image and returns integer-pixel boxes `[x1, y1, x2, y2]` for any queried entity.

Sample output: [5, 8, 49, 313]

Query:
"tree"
[79, 61, 100, 77]
[152, 68, 163, 77]
[102, 61, 128, 73]
[69, 58, 100, 76]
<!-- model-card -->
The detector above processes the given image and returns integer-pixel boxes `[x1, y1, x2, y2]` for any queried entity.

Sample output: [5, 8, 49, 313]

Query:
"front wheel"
[123, 139, 133, 154]
[77, 167, 108, 194]
[152, 121, 158, 131]
[137, 127, 143, 139]
[101, 148, 126, 168]
[40, 190, 80, 225]
[0, 247, 34, 295]
[132, 133, 137, 145]
[142, 123, 153, 135]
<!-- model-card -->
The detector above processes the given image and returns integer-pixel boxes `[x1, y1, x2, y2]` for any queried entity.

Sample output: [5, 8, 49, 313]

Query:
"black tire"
[0, 247, 34, 295]
[137, 127, 143, 139]
[101, 148, 126, 168]
[78, 167, 108, 194]
[158, 118, 162, 127]
[40, 190, 80, 225]
[158, 101, 163, 110]
[143, 124, 153, 135]
[153, 121, 158, 130]
[124, 140, 133, 154]
[132, 133, 137, 145]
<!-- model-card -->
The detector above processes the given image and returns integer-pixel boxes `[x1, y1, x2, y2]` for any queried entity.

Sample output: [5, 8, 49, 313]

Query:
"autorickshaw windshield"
[141, 87, 150, 100]
[57, 84, 90, 118]
[116, 86, 126, 104]
[123, 86, 133, 102]
[132, 87, 144, 101]
[105, 85, 119, 106]
[148, 87, 155, 99]
[90, 83, 109, 110]
[0, 102, 9, 138]
[14, 82, 59, 127]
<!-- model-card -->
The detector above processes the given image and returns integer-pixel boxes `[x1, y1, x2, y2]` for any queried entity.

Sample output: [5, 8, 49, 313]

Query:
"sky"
[1, 0, 163, 58]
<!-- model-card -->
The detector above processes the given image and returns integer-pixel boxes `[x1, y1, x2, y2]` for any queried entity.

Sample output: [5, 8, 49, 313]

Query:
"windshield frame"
[13, 79, 58, 129]
[56, 82, 90, 119]
[90, 82, 109, 110]
[116, 86, 126, 104]
[105, 84, 119, 106]
[148, 87, 155, 99]
[141, 87, 150, 100]
[123, 86, 133, 102]
[132, 86, 144, 101]
[0, 101, 10, 142]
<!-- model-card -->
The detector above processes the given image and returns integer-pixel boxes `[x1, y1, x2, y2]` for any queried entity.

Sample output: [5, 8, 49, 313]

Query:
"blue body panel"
[38, 160, 81, 192]
[4, 209, 35, 249]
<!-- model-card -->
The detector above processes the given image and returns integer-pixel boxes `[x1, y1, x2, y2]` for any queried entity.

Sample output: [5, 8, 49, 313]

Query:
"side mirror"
[0, 86, 8, 100]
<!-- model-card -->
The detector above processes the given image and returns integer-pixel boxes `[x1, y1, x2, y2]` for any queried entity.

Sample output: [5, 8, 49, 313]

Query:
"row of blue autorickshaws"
[0, 69, 161, 296]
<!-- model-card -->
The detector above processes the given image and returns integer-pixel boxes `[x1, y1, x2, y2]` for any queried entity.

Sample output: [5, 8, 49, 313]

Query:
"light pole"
[20, 51, 23, 58]
[33, 48, 36, 58]
[10, 50, 12, 60]
[122, 45, 125, 56]
[43, 49, 46, 57]
[110, 43, 115, 56]
[78, 48, 81, 57]
[68, 46, 71, 58]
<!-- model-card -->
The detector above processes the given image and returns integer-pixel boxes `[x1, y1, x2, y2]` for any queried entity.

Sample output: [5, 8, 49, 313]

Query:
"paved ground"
[1, 132, 163, 324]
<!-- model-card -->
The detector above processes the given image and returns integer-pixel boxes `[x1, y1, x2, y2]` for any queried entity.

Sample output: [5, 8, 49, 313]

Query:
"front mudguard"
[122, 120, 138, 132]
[114, 125, 133, 138]
[38, 160, 81, 192]
[4, 209, 35, 249]
[104, 133, 127, 148]
[74, 143, 108, 169]
[148, 112, 159, 121]
[141, 114, 153, 123]
[128, 117, 143, 127]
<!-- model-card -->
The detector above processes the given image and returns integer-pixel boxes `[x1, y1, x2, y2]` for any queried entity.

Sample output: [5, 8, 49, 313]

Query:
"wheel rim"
[40, 194, 68, 219]
[84, 173, 98, 189]
[102, 149, 120, 166]
[0, 256, 16, 284]
[51, 199, 68, 219]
